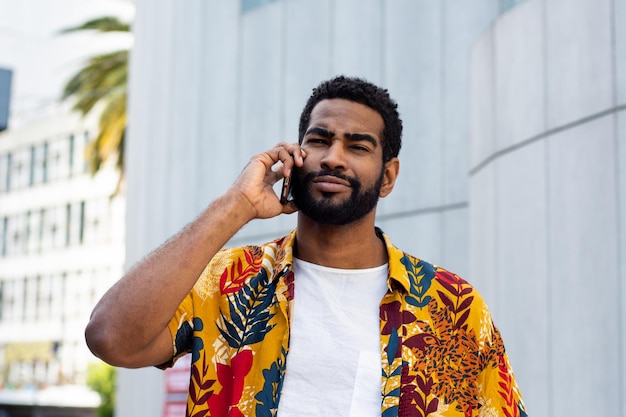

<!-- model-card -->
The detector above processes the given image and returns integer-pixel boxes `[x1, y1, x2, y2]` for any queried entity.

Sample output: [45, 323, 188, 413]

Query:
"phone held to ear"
[280, 175, 291, 205]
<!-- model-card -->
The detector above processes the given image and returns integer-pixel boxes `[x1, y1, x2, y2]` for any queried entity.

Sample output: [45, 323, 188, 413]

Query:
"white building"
[0, 108, 124, 409]
[0, 0, 133, 412]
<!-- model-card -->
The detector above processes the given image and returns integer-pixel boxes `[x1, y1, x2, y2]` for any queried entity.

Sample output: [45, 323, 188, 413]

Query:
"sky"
[0, 0, 134, 128]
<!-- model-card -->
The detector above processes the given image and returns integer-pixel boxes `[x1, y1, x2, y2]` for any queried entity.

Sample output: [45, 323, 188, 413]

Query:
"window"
[79, 201, 85, 244]
[22, 276, 28, 321]
[40, 208, 53, 251]
[83, 132, 90, 173]
[1, 216, 7, 256]
[27, 211, 40, 253]
[6, 214, 21, 256]
[50, 207, 64, 248]
[31, 144, 43, 185]
[38, 208, 45, 253]
[48, 140, 69, 181]
[29, 146, 36, 186]
[35, 275, 42, 320]
[0, 153, 7, 192]
[5, 152, 11, 190]
[24, 211, 31, 254]
[10, 148, 29, 189]
[3, 280, 14, 321]
[35, 274, 53, 321]
[68, 134, 75, 176]
[42, 142, 49, 183]
[65, 203, 71, 246]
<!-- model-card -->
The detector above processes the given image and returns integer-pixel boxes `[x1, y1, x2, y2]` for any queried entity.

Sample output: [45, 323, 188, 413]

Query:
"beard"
[290, 167, 384, 226]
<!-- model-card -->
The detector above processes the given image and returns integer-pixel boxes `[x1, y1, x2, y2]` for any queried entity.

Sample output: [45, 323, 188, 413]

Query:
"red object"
[163, 355, 193, 417]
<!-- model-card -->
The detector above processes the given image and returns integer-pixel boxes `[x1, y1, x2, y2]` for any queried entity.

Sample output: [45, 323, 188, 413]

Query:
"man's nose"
[320, 142, 346, 171]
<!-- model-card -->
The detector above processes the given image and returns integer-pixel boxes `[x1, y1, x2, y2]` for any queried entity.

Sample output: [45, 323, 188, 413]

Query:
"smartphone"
[280, 175, 291, 205]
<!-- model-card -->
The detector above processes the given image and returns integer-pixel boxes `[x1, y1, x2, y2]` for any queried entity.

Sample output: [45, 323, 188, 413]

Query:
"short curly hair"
[298, 75, 403, 162]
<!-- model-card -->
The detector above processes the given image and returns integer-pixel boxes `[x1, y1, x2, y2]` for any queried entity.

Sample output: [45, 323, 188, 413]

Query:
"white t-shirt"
[278, 258, 389, 417]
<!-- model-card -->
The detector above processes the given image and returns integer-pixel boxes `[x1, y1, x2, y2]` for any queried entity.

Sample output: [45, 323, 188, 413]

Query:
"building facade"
[0, 0, 132, 411]
[0, 110, 124, 410]
[468, 1, 626, 415]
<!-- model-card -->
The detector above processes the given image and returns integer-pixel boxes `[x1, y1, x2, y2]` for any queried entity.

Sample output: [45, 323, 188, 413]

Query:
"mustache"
[302, 169, 360, 187]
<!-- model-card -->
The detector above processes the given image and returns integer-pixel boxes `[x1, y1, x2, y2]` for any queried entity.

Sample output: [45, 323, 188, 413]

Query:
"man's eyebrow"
[345, 132, 378, 148]
[304, 127, 378, 148]
[304, 127, 334, 138]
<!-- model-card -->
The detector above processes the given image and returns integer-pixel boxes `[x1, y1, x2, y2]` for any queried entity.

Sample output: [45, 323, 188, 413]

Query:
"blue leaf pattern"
[401, 255, 435, 308]
[217, 268, 277, 350]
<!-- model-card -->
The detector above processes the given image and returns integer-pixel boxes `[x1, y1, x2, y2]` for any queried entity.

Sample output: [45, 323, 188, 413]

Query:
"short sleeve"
[156, 290, 194, 369]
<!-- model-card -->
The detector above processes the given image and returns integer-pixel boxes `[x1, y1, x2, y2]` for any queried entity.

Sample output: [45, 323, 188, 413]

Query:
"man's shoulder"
[397, 249, 479, 291]
[205, 232, 295, 280]
[387, 243, 487, 305]
[193, 233, 294, 299]
[381, 233, 472, 287]
[390, 250, 493, 334]
[214, 233, 294, 262]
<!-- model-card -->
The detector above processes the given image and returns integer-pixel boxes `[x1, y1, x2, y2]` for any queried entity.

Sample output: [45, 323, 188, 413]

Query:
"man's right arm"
[84, 143, 305, 368]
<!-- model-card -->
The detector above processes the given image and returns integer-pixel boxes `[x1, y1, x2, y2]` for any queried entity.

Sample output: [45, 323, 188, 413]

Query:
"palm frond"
[85, 91, 126, 174]
[59, 16, 130, 34]
[62, 50, 128, 115]
[60, 15, 131, 188]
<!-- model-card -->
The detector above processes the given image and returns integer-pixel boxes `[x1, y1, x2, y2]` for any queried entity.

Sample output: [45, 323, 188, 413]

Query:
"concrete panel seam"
[470, 103, 626, 176]
[610, 31, 625, 386]
[611, 0, 618, 108]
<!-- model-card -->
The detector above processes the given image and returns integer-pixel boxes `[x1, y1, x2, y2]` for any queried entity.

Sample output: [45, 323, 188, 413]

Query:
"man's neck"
[294, 213, 388, 269]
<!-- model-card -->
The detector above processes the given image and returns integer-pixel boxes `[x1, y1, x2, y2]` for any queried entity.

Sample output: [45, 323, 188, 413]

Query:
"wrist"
[223, 187, 257, 223]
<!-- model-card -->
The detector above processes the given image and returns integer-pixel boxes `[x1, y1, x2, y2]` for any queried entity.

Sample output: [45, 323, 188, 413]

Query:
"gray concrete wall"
[124, 0, 499, 273]
[469, 0, 625, 416]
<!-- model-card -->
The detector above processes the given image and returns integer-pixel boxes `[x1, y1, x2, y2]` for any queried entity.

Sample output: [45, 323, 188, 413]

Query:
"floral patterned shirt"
[166, 229, 527, 417]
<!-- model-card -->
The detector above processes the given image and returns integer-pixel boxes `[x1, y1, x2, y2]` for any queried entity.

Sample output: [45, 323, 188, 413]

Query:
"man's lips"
[311, 175, 351, 193]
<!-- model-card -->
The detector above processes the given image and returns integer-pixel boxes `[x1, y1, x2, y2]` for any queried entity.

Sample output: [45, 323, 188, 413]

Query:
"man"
[85, 76, 527, 417]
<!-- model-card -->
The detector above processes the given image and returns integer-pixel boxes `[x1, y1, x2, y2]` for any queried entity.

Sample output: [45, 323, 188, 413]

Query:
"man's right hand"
[231, 142, 307, 220]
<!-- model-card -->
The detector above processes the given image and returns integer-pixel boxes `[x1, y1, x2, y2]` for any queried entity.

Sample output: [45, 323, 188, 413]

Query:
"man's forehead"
[307, 99, 384, 133]
[309, 98, 378, 116]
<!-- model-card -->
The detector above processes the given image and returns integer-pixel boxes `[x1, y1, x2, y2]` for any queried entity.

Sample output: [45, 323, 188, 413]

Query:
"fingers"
[271, 142, 306, 178]
[233, 142, 305, 218]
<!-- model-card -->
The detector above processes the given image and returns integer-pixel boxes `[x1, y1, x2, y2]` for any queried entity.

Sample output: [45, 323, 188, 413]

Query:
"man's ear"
[379, 157, 400, 198]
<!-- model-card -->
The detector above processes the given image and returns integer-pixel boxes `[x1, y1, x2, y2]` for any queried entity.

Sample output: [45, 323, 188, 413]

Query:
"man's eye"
[351, 145, 370, 152]
[308, 138, 327, 145]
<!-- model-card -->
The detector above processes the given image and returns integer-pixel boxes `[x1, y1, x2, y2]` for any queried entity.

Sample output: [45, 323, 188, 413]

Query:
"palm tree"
[60, 16, 131, 191]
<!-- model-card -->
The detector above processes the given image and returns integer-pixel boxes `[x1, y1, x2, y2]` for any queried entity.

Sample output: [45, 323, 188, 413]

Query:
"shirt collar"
[273, 228, 411, 293]
[375, 227, 412, 293]
[271, 229, 297, 279]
